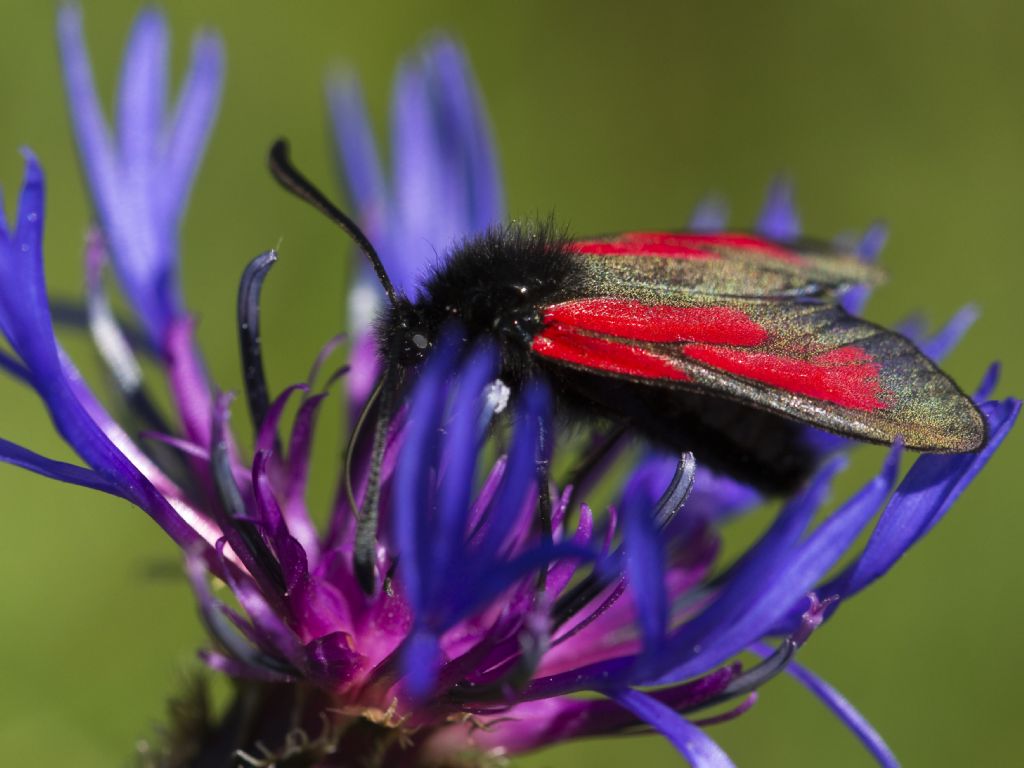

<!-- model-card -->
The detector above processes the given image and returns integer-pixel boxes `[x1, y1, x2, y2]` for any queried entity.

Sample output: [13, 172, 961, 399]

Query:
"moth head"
[388, 298, 435, 366]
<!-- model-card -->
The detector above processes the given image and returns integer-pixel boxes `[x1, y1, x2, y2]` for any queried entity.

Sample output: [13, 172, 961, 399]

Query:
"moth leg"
[560, 423, 629, 535]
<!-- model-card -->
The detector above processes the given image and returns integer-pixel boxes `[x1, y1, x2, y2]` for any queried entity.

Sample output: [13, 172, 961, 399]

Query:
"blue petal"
[403, 629, 442, 700]
[756, 177, 801, 240]
[667, 448, 898, 682]
[857, 222, 888, 262]
[688, 196, 729, 231]
[117, 9, 167, 186]
[0, 437, 125, 496]
[840, 223, 888, 314]
[475, 379, 551, 562]
[917, 305, 978, 364]
[974, 362, 1000, 402]
[0, 157, 201, 550]
[0, 350, 30, 383]
[4, 152, 58, 376]
[840, 399, 1018, 595]
[647, 455, 895, 685]
[772, 395, 1017, 637]
[428, 38, 504, 231]
[57, 7, 222, 345]
[161, 30, 224, 226]
[610, 689, 736, 767]
[447, 540, 598, 628]
[393, 330, 464, 614]
[434, 342, 498, 598]
[622, 475, 668, 668]
[56, 6, 121, 262]
[328, 76, 389, 233]
[751, 644, 899, 768]
[683, 459, 843, 631]
[391, 59, 445, 287]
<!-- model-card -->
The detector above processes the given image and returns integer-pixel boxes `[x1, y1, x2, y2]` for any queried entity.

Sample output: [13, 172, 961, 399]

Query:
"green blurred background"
[0, 1, 1021, 765]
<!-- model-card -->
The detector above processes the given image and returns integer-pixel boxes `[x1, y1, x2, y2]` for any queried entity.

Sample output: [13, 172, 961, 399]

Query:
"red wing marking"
[544, 299, 769, 346]
[682, 343, 886, 411]
[570, 239, 715, 259]
[533, 324, 691, 381]
[571, 231, 802, 263]
[662, 233, 800, 261]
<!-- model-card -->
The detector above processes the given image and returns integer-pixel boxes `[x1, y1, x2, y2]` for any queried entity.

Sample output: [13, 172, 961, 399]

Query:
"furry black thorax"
[377, 220, 585, 382]
[374, 218, 818, 493]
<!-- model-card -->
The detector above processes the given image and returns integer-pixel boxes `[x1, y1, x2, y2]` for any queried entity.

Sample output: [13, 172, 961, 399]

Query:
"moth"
[268, 140, 985, 590]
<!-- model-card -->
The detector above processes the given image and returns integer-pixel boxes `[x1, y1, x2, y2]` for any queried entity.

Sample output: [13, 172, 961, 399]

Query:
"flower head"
[0, 8, 1017, 768]
[58, 5, 223, 346]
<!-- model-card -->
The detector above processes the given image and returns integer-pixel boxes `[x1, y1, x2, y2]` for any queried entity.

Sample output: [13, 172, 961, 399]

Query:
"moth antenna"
[268, 139, 399, 307]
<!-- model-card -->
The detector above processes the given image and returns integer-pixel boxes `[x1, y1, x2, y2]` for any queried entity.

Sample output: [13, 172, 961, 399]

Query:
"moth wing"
[569, 231, 883, 299]
[532, 296, 985, 452]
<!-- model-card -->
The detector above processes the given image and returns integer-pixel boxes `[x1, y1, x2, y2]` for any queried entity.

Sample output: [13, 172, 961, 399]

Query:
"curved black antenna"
[268, 139, 399, 307]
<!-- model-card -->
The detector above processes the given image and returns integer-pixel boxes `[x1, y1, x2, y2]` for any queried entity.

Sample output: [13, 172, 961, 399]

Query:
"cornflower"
[0, 7, 1015, 767]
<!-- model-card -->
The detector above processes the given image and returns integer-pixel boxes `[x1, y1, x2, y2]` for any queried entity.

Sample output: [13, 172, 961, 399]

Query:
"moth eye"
[412, 333, 429, 350]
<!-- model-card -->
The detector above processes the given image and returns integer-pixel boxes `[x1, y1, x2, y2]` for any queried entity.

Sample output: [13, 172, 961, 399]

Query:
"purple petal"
[165, 318, 215, 447]
[756, 176, 801, 240]
[199, 649, 295, 684]
[610, 689, 736, 767]
[305, 632, 364, 688]
[283, 393, 328, 561]
[545, 504, 594, 598]
[255, 383, 307, 455]
[216, 543, 305, 668]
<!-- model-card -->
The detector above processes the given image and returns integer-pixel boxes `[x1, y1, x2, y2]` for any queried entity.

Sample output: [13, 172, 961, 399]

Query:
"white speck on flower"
[484, 378, 511, 415]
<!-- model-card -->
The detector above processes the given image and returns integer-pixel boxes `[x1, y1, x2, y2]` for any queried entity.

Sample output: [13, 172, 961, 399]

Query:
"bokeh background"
[0, 2, 1021, 766]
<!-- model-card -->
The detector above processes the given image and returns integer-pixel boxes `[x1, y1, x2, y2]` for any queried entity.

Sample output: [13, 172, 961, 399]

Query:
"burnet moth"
[268, 140, 985, 593]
